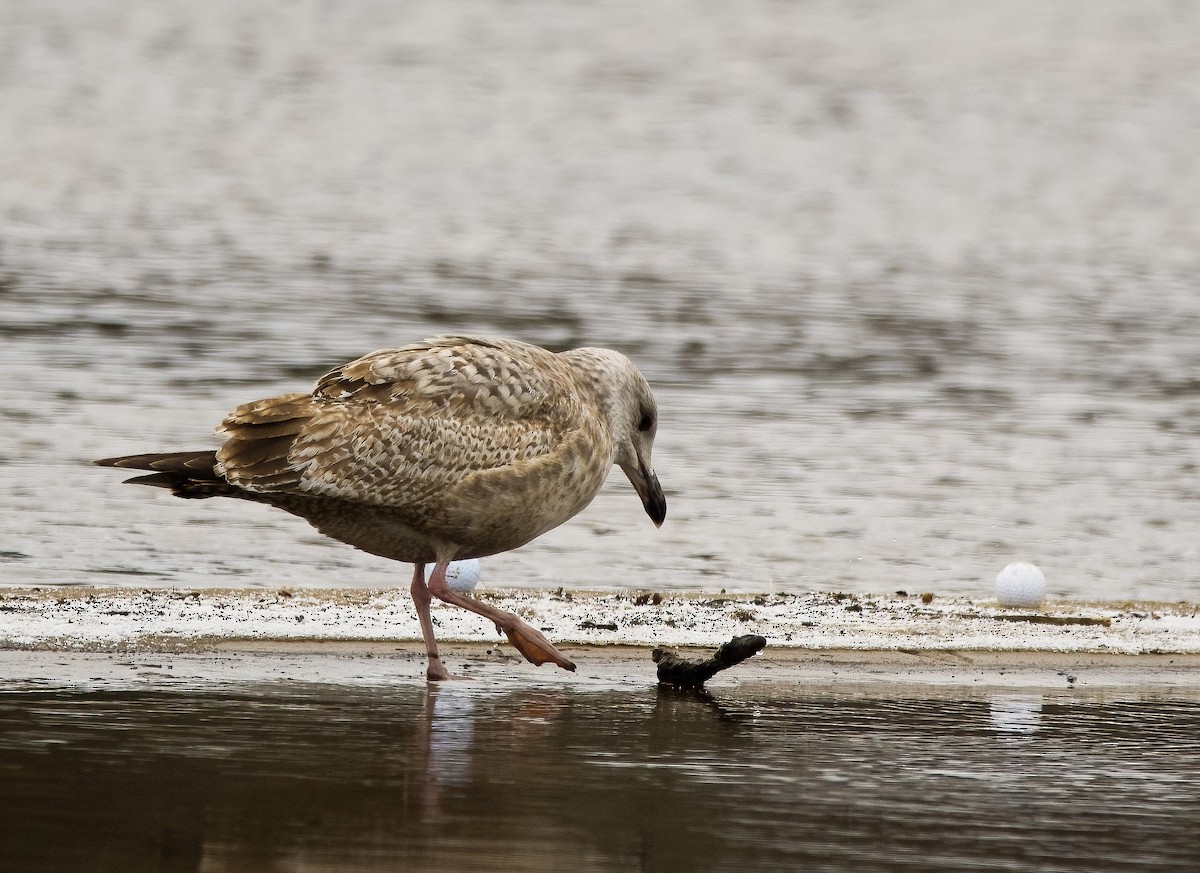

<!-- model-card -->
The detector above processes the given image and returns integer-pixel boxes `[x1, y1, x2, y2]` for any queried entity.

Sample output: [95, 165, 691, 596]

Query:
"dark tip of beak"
[641, 468, 667, 528]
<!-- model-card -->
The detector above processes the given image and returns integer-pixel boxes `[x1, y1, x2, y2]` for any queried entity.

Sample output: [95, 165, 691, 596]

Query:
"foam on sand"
[1, 587, 1197, 655]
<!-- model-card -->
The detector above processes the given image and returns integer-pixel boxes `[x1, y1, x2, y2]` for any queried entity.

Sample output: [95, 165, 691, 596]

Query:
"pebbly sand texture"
[2, 586, 1198, 657]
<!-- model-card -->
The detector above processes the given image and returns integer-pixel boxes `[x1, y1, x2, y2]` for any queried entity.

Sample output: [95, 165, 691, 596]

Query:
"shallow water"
[2, 1, 1200, 599]
[2, 676, 1199, 872]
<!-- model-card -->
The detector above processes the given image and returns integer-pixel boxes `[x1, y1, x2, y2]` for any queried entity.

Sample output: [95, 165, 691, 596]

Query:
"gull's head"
[565, 347, 666, 527]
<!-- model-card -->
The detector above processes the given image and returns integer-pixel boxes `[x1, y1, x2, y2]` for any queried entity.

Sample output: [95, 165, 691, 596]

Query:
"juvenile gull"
[95, 335, 666, 680]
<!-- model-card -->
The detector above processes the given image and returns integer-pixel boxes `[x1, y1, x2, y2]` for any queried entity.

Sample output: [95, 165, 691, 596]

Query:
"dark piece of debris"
[653, 634, 767, 689]
[579, 619, 619, 631]
[993, 614, 1111, 627]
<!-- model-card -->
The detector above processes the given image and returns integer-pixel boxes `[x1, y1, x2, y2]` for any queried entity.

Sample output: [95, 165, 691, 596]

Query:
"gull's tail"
[93, 451, 233, 498]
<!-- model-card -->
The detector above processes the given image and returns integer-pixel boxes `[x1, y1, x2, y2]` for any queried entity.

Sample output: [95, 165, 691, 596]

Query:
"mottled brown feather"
[103, 336, 661, 565]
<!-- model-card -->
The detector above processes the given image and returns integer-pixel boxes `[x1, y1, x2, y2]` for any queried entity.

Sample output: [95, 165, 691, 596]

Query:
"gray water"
[2, 677, 1199, 872]
[2, 1, 1200, 600]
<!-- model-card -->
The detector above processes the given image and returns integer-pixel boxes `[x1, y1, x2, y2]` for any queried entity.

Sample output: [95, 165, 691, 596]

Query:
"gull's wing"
[214, 336, 588, 509]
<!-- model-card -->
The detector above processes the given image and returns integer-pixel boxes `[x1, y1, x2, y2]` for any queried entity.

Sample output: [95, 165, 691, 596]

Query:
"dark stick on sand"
[653, 634, 767, 688]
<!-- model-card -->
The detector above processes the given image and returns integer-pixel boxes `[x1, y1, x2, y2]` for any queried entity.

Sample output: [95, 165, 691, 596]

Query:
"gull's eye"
[638, 411, 654, 432]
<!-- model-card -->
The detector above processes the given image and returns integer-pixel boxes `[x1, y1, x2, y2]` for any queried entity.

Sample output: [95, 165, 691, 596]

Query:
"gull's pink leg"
[410, 562, 457, 681]
[427, 560, 576, 672]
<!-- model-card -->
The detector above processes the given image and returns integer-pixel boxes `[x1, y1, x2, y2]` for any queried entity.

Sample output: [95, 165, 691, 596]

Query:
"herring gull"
[95, 335, 666, 680]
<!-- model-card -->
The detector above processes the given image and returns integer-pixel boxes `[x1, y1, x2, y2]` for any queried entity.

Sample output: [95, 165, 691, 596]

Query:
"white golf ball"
[995, 561, 1046, 607]
[425, 559, 482, 594]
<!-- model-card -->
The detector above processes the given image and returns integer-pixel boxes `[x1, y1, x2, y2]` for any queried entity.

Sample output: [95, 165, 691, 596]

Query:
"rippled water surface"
[2, 1, 1200, 599]
[2, 677, 1199, 872]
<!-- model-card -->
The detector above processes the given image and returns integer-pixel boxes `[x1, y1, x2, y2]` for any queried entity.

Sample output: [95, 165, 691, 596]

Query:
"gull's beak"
[631, 460, 667, 528]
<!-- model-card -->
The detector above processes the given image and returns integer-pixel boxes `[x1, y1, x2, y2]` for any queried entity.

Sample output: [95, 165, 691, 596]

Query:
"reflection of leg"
[426, 560, 577, 672]
[410, 563, 454, 681]
[416, 685, 441, 818]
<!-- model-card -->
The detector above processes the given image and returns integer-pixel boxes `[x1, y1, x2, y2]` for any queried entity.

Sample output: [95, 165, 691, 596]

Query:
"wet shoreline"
[4, 642, 1200, 692]
[3, 585, 1198, 655]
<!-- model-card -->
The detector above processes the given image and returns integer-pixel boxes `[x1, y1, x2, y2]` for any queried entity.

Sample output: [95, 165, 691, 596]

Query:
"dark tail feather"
[94, 451, 234, 499]
[94, 451, 218, 473]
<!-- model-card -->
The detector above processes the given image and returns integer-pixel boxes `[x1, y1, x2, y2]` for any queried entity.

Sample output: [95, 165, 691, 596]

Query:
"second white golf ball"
[425, 559, 482, 594]
[995, 561, 1046, 607]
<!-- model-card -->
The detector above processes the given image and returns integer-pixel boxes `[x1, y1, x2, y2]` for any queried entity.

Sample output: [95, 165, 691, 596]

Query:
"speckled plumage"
[98, 334, 664, 564]
[96, 335, 665, 677]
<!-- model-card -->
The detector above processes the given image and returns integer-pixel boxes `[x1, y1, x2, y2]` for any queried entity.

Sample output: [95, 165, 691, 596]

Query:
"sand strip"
[2, 587, 1199, 665]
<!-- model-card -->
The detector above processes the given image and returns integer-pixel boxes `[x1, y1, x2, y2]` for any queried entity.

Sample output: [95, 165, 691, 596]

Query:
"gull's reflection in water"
[413, 683, 576, 827]
[422, 687, 477, 790]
